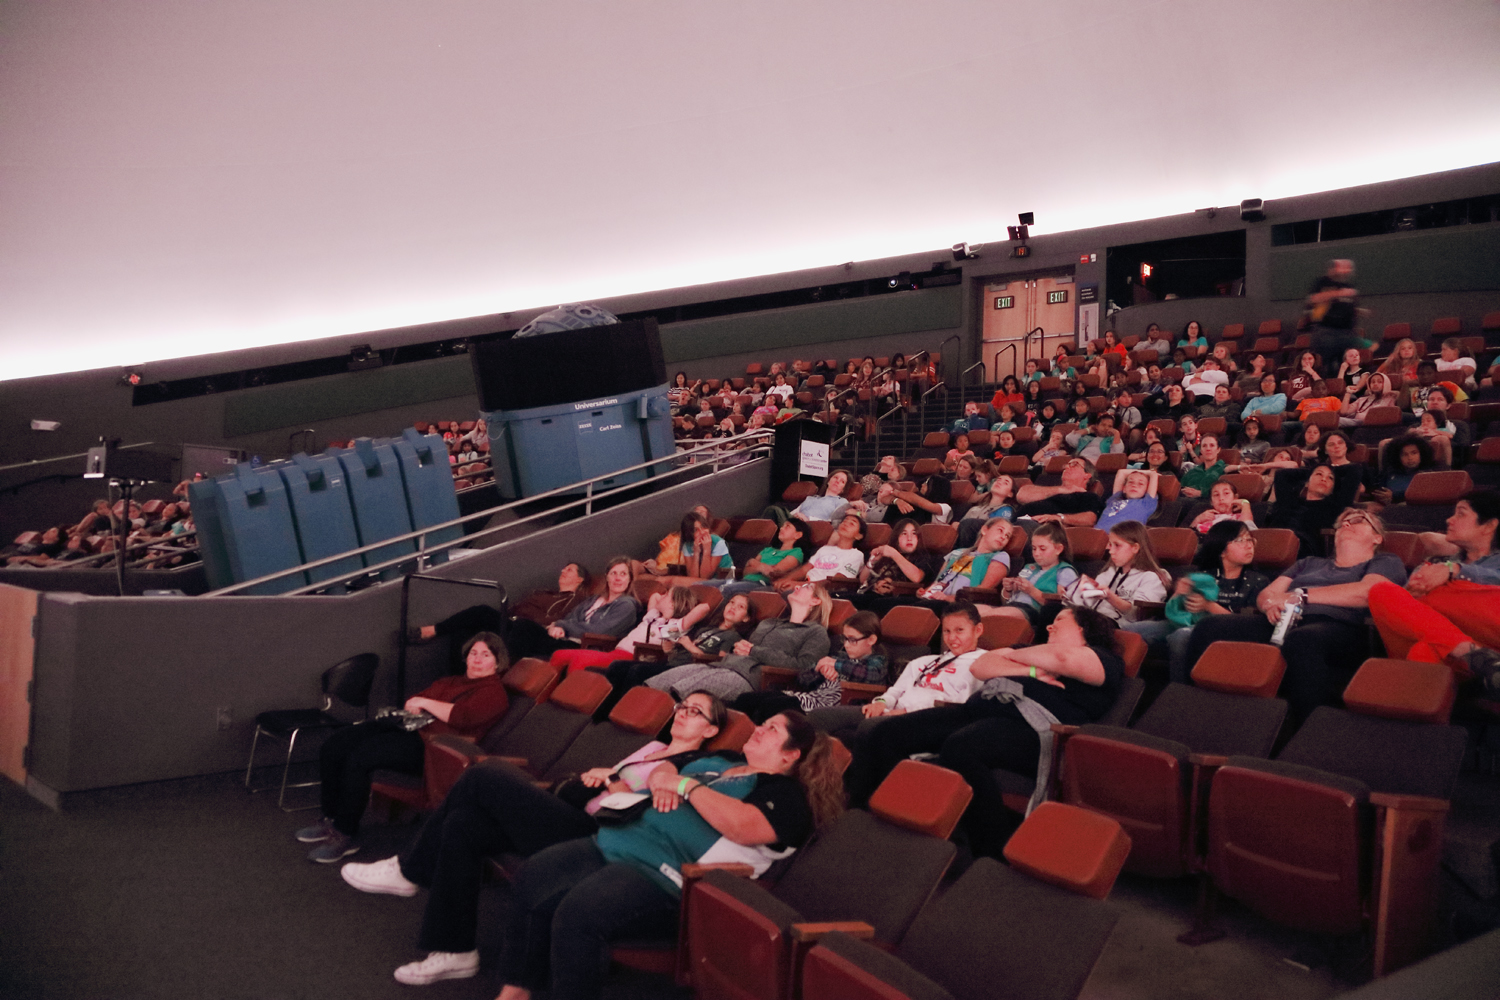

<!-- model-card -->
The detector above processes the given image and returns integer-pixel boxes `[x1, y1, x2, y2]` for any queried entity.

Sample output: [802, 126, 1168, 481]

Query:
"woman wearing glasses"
[339, 692, 728, 986]
[645, 581, 833, 701]
[1186, 507, 1407, 720]
[491, 712, 841, 1000]
[733, 611, 889, 719]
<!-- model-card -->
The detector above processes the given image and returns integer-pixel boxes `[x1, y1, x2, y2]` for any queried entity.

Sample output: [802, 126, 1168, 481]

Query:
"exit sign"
[994, 296, 1015, 309]
[1048, 290, 1069, 304]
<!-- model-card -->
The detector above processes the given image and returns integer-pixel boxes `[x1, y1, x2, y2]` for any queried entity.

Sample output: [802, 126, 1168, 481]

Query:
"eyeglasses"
[675, 703, 708, 720]
[1337, 513, 1376, 530]
[842, 632, 873, 644]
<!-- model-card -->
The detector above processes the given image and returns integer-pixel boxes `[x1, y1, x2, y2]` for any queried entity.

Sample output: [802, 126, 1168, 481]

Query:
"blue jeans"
[1122, 619, 1197, 683]
[499, 837, 679, 1000]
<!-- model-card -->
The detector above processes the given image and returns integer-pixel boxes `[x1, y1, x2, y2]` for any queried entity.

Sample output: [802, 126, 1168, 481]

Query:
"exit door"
[981, 274, 1075, 382]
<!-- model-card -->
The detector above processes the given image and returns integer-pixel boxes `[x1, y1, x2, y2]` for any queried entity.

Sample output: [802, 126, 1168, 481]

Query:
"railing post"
[585, 480, 594, 517]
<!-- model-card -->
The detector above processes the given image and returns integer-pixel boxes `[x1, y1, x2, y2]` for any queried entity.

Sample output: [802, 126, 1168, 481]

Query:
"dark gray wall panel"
[659, 286, 963, 363]
[25, 459, 769, 794]
[220, 355, 476, 436]
[1268, 224, 1500, 301]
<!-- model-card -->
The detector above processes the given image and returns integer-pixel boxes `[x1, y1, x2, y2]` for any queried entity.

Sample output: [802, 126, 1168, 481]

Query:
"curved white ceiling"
[2, 0, 1498, 379]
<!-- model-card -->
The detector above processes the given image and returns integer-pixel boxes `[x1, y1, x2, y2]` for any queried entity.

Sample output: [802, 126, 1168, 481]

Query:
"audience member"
[1368, 491, 1500, 693]
[648, 582, 831, 701]
[1098, 468, 1160, 531]
[294, 633, 510, 863]
[1188, 507, 1405, 720]
[849, 604, 1123, 858]
[1126, 520, 1268, 682]
[1068, 521, 1168, 623]
[341, 691, 728, 986]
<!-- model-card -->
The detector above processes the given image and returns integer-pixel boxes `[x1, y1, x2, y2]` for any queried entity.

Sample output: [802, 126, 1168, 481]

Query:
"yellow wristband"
[1029, 666, 1037, 679]
[676, 777, 693, 797]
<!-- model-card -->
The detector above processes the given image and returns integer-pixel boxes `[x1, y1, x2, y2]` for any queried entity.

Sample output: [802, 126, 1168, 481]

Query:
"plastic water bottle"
[725, 565, 736, 585]
[1269, 592, 1303, 646]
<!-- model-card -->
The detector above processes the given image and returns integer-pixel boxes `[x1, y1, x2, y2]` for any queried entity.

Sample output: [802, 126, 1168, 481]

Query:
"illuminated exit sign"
[994, 296, 1015, 309]
[1048, 290, 1069, 305]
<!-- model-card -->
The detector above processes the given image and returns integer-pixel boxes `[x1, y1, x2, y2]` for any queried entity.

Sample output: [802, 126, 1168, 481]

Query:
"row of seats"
[373, 603, 1458, 982]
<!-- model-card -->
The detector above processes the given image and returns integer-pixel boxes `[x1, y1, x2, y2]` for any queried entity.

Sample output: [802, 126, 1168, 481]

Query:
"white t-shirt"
[1182, 369, 1228, 398]
[805, 544, 866, 582]
[875, 649, 986, 713]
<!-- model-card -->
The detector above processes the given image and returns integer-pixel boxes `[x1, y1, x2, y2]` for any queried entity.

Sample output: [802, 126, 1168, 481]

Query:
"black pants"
[499, 837, 679, 999]
[399, 760, 598, 953]
[319, 723, 425, 836]
[1312, 328, 1363, 378]
[1186, 613, 1369, 721]
[846, 701, 1042, 859]
[507, 617, 581, 661]
[732, 690, 803, 723]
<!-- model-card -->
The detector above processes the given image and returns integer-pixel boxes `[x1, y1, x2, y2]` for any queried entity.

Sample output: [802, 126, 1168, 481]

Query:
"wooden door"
[980, 273, 1076, 381]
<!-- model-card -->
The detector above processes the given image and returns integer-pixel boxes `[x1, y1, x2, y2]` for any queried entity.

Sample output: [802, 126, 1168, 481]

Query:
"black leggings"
[399, 760, 599, 953]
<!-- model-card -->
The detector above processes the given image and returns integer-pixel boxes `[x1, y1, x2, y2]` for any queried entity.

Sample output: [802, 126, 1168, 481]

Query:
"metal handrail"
[0, 441, 157, 475]
[962, 360, 986, 386]
[67, 527, 200, 568]
[206, 430, 775, 597]
[937, 334, 961, 381]
[989, 341, 1018, 385]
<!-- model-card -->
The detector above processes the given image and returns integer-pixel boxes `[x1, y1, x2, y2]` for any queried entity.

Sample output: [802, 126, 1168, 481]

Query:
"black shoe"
[1465, 647, 1500, 696]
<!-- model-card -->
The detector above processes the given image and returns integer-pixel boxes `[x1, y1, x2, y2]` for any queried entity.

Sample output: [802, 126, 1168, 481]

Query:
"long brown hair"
[780, 711, 846, 829]
[1106, 521, 1168, 586]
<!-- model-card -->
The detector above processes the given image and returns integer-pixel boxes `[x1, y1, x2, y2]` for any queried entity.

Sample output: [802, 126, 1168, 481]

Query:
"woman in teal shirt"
[1176, 320, 1208, 351]
[491, 713, 842, 1000]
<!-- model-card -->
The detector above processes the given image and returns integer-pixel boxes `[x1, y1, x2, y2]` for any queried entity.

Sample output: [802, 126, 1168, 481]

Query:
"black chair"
[243, 653, 379, 811]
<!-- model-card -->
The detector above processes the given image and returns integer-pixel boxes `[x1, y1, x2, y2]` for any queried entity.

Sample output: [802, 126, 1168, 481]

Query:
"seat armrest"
[761, 666, 800, 690]
[581, 632, 619, 651]
[1370, 792, 1450, 814]
[426, 733, 484, 760]
[1187, 753, 1228, 767]
[1049, 723, 1080, 737]
[1135, 601, 1167, 620]
[789, 921, 876, 943]
[840, 681, 887, 706]
[692, 651, 725, 663]
[958, 587, 1001, 604]
[680, 862, 756, 880]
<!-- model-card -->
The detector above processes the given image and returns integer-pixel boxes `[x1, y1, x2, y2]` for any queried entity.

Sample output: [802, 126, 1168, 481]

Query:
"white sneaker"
[393, 950, 479, 985]
[341, 856, 419, 897]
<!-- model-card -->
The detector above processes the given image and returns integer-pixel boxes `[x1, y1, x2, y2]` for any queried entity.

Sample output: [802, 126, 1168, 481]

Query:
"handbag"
[590, 791, 651, 826]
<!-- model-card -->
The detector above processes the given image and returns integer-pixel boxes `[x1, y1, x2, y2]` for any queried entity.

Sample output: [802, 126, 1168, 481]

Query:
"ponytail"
[780, 711, 846, 829]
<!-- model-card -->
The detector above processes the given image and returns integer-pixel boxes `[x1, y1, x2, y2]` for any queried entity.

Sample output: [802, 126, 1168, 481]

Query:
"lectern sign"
[798, 440, 830, 478]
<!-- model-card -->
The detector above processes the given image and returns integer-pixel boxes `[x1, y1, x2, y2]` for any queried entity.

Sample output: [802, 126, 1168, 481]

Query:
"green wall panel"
[1269, 223, 1500, 300]
[222, 355, 475, 437]
[658, 286, 963, 363]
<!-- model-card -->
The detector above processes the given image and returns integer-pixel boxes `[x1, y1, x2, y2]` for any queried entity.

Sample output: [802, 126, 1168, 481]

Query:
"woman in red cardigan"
[296, 632, 511, 863]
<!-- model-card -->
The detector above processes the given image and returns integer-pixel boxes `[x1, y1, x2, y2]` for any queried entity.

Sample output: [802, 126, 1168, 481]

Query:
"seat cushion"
[774, 809, 955, 946]
[1276, 708, 1466, 800]
[1133, 685, 1287, 759]
[898, 858, 1119, 1000]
